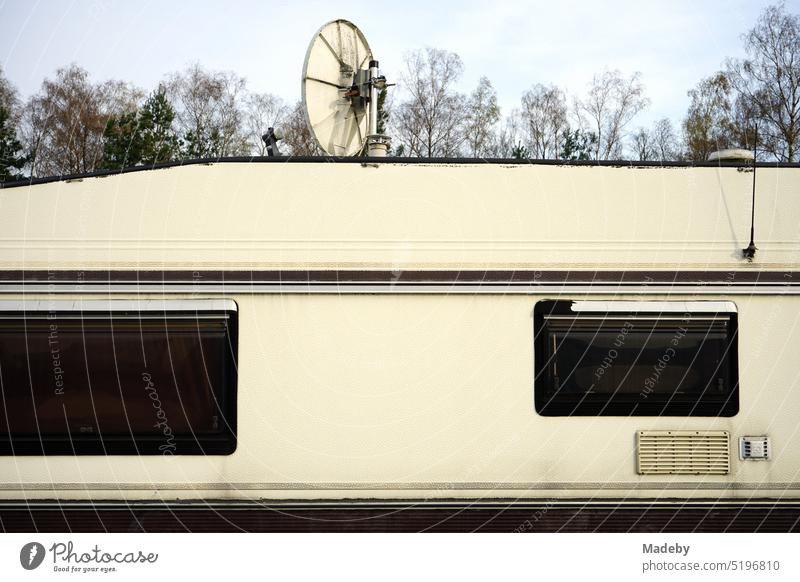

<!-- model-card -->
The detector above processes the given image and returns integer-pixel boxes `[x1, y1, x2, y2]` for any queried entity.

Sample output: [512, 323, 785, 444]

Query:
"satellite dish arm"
[364, 60, 393, 156]
[369, 60, 379, 136]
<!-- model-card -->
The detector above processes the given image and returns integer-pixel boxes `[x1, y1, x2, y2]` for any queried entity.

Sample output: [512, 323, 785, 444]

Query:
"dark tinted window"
[0, 301, 237, 455]
[534, 300, 738, 416]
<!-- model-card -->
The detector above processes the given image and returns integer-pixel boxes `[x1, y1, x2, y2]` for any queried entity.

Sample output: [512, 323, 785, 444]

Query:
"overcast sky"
[1, 0, 796, 128]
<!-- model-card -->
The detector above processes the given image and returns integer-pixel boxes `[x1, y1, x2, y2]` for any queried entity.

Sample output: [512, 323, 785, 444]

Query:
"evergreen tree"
[376, 86, 389, 135]
[559, 129, 596, 160]
[139, 90, 180, 164]
[183, 127, 223, 158]
[0, 104, 26, 182]
[102, 110, 142, 169]
[102, 89, 180, 169]
[511, 143, 529, 159]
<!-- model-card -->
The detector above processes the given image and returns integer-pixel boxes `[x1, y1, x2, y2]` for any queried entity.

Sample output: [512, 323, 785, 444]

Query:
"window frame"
[533, 299, 739, 417]
[0, 299, 238, 456]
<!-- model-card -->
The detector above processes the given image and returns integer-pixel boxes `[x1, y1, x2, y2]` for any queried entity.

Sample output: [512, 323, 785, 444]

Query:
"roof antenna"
[262, 127, 282, 157]
[742, 125, 758, 261]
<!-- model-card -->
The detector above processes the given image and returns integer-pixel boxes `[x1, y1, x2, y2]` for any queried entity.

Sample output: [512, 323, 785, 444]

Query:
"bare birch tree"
[19, 65, 141, 177]
[489, 109, 523, 157]
[682, 72, 738, 161]
[281, 101, 322, 156]
[393, 48, 466, 157]
[632, 118, 680, 161]
[726, 2, 800, 161]
[462, 76, 500, 157]
[650, 118, 680, 160]
[243, 92, 289, 155]
[632, 127, 655, 161]
[575, 70, 649, 160]
[0, 65, 18, 115]
[520, 83, 567, 159]
[165, 64, 249, 158]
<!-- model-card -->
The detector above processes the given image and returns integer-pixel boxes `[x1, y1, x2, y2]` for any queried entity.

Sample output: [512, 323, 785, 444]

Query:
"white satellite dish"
[301, 19, 391, 156]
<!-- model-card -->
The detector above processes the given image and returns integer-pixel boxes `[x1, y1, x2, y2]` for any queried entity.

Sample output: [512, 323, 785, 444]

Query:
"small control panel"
[739, 436, 770, 460]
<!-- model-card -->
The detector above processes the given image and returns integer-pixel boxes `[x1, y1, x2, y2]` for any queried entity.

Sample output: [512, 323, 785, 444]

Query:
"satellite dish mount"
[302, 19, 392, 157]
[364, 59, 391, 156]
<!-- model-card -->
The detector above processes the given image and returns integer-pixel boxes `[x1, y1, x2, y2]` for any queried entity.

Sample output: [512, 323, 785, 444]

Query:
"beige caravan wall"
[0, 291, 798, 502]
[1, 162, 799, 501]
[0, 162, 798, 271]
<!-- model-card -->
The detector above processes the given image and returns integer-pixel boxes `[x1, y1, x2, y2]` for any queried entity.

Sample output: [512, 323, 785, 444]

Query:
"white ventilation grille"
[637, 430, 730, 475]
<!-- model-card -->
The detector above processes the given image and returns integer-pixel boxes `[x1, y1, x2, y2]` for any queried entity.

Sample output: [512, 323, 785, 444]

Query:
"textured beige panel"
[1, 163, 799, 270]
[637, 431, 730, 475]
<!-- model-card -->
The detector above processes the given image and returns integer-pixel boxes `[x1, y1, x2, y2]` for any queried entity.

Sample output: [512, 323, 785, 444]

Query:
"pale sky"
[1, 0, 797, 129]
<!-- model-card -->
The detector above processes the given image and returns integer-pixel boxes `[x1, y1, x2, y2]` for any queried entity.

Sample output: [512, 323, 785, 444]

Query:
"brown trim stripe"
[0, 270, 797, 285]
[2, 501, 799, 532]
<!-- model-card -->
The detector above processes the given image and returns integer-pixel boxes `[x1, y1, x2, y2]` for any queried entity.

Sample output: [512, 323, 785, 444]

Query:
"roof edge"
[1, 155, 797, 189]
